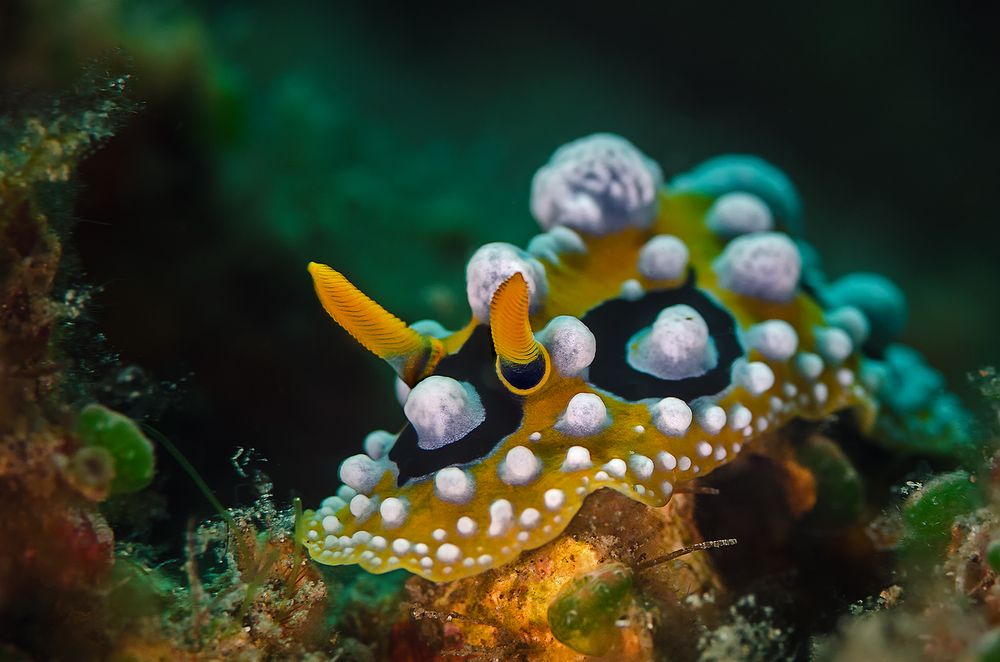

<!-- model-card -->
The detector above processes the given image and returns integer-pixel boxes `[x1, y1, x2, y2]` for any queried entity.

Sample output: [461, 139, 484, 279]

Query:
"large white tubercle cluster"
[530, 133, 663, 235]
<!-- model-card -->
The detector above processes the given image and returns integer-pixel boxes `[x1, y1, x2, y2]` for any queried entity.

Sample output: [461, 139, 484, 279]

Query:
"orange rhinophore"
[307, 262, 443, 385]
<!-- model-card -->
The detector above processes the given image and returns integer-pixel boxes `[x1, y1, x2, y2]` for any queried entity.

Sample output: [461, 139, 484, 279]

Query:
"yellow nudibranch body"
[298, 134, 878, 582]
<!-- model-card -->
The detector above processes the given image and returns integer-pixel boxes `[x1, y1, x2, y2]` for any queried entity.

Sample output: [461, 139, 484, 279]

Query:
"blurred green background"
[2, 1, 997, 533]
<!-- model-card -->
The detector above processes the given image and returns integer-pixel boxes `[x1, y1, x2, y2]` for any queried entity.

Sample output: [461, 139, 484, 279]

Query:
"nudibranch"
[297, 133, 883, 582]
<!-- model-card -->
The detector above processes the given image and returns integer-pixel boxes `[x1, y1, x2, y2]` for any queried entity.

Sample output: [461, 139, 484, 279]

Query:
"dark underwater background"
[2, 0, 998, 549]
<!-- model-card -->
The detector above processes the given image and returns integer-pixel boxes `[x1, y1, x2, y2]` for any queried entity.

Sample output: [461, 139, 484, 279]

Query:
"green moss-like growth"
[797, 436, 865, 528]
[76, 404, 155, 494]
[547, 562, 634, 656]
[897, 471, 983, 566]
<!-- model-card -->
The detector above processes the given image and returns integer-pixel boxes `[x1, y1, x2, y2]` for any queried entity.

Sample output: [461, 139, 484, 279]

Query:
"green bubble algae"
[76, 404, 155, 495]
[547, 562, 634, 656]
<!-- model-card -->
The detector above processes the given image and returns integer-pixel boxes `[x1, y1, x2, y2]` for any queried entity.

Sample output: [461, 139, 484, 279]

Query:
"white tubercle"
[527, 226, 588, 263]
[826, 305, 870, 345]
[629, 454, 655, 481]
[693, 400, 727, 435]
[434, 467, 475, 504]
[544, 488, 566, 511]
[538, 316, 597, 377]
[796, 352, 825, 381]
[732, 359, 776, 395]
[379, 497, 407, 528]
[499, 445, 542, 486]
[651, 397, 693, 436]
[745, 319, 799, 361]
[628, 304, 718, 380]
[555, 393, 610, 436]
[620, 279, 644, 301]
[706, 192, 774, 237]
[815, 326, 853, 365]
[488, 499, 515, 536]
[714, 232, 801, 302]
[339, 454, 387, 495]
[728, 403, 753, 430]
[363, 430, 396, 461]
[404, 376, 486, 450]
[638, 234, 689, 281]
[466, 242, 548, 322]
[561, 446, 593, 472]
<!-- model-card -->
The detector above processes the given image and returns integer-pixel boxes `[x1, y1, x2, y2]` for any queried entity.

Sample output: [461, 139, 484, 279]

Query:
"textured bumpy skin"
[298, 134, 881, 582]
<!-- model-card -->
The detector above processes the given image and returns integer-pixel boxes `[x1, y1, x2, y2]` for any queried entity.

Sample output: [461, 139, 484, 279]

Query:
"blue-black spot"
[390, 326, 523, 483]
[584, 272, 742, 401]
